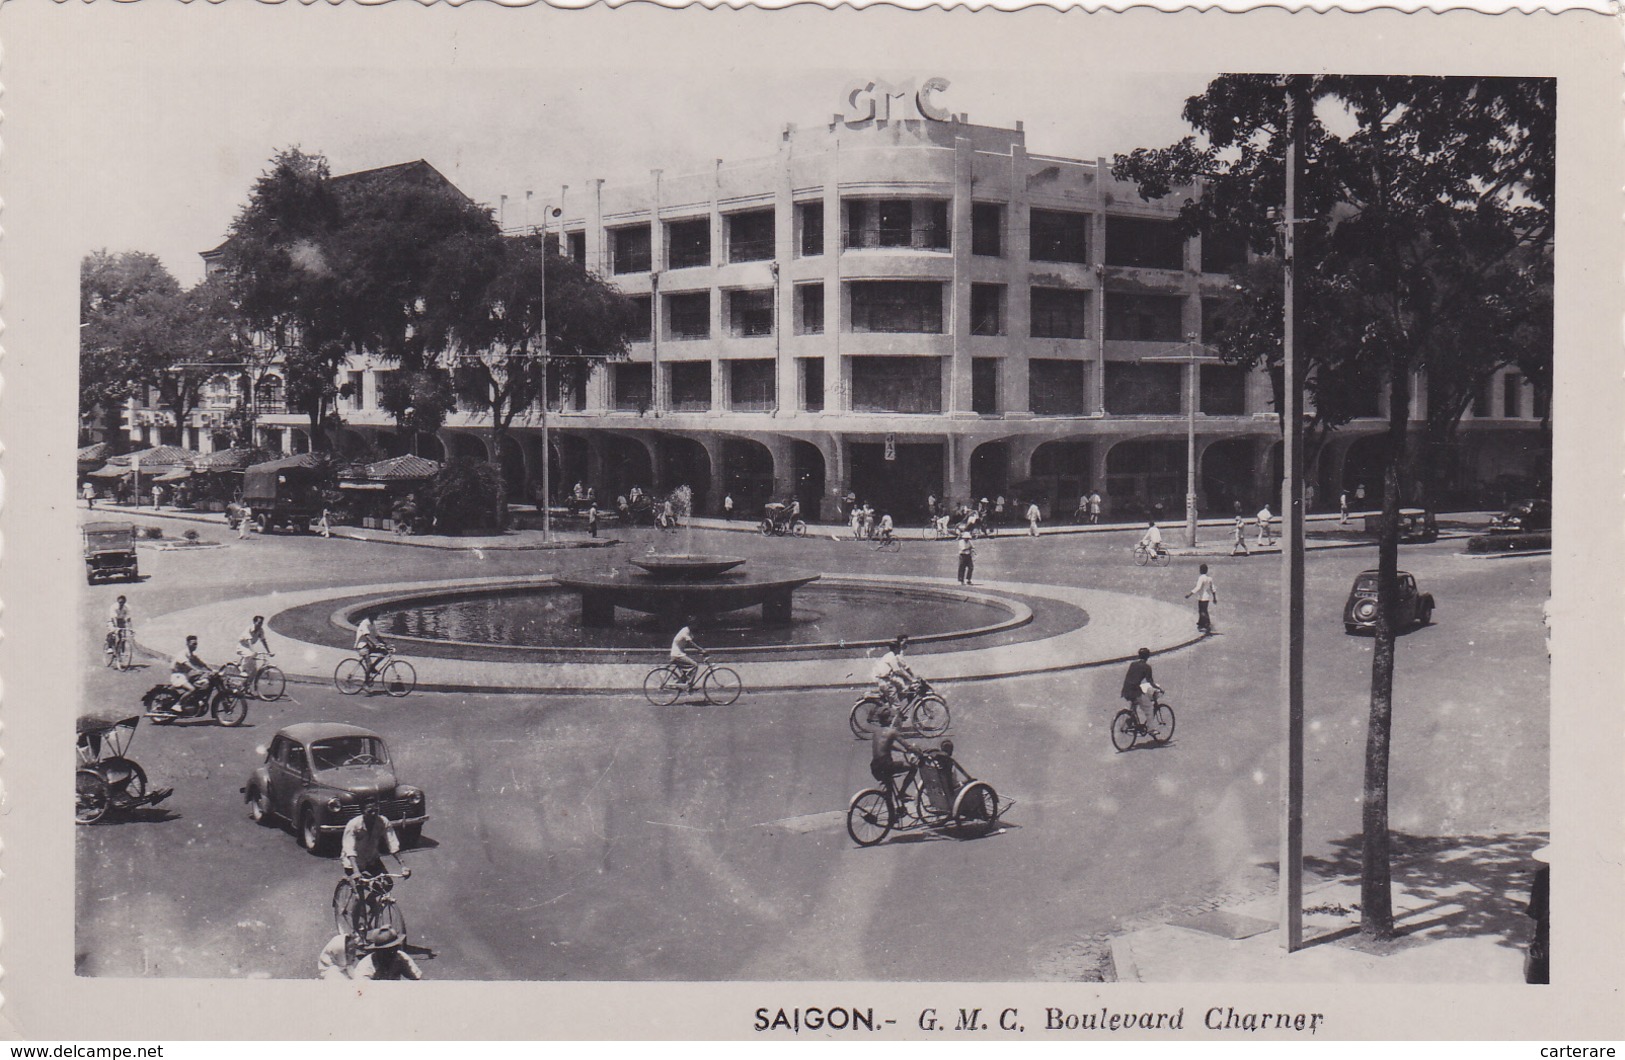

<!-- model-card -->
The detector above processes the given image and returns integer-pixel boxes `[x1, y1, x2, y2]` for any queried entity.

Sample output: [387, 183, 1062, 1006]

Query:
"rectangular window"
[797, 283, 824, 335]
[877, 200, 912, 247]
[1532, 380, 1548, 420]
[1106, 216, 1186, 270]
[849, 281, 944, 334]
[1201, 297, 1235, 346]
[1029, 359, 1086, 416]
[845, 200, 868, 249]
[972, 203, 1003, 257]
[1201, 226, 1249, 275]
[970, 284, 1006, 336]
[566, 231, 586, 266]
[798, 202, 824, 257]
[667, 361, 711, 412]
[1503, 373, 1523, 418]
[801, 358, 825, 412]
[627, 295, 653, 343]
[850, 357, 942, 414]
[1104, 362, 1182, 414]
[613, 363, 653, 412]
[1472, 378, 1492, 417]
[345, 371, 364, 411]
[1200, 364, 1248, 415]
[547, 369, 588, 412]
[666, 292, 711, 340]
[1030, 287, 1089, 339]
[728, 289, 774, 338]
[666, 219, 710, 271]
[971, 358, 999, 414]
[611, 225, 652, 275]
[1029, 209, 1089, 264]
[1104, 292, 1184, 342]
[727, 209, 775, 263]
[729, 359, 776, 412]
[843, 199, 948, 250]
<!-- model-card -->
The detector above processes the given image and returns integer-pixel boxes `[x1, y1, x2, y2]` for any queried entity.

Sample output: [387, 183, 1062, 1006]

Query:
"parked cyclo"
[76, 714, 173, 824]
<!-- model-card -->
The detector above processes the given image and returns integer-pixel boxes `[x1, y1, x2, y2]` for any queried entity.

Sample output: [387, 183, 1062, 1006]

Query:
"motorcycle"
[141, 668, 249, 727]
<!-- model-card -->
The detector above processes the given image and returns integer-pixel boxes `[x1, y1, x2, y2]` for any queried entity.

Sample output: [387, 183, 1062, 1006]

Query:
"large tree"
[1113, 75, 1553, 937]
[80, 249, 181, 434]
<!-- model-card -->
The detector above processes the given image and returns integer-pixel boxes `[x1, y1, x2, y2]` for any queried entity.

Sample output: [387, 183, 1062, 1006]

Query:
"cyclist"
[871, 635, 915, 708]
[869, 707, 922, 806]
[104, 595, 133, 662]
[341, 800, 411, 909]
[354, 615, 391, 679]
[236, 615, 275, 685]
[166, 634, 211, 714]
[877, 512, 895, 543]
[669, 621, 708, 690]
[1137, 520, 1166, 559]
[352, 927, 423, 981]
[1120, 647, 1164, 733]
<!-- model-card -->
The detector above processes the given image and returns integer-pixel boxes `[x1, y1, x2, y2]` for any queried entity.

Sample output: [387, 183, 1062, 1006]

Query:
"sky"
[10, 4, 1218, 287]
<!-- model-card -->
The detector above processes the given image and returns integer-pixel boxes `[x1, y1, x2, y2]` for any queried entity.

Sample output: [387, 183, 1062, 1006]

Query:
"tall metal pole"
[540, 229, 552, 543]
[1186, 353, 1198, 548]
[1279, 78, 1307, 953]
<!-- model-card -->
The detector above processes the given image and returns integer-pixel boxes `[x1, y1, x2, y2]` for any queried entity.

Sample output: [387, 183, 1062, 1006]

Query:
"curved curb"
[139, 574, 1200, 694]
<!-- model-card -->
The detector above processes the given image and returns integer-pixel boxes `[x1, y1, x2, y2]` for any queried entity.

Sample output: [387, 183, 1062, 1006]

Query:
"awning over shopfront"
[341, 455, 442, 483]
[191, 448, 276, 472]
[106, 446, 200, 471]
[153, 468, 193, 483]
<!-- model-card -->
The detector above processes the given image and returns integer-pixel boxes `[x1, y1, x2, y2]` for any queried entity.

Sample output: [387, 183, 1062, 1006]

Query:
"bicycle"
[846, 746, 1001, 847]
[643, 658, 742, 706]
[1132, 542, 1172, 567]
[848, 677, 950, 738]
[1110, 690, 1177, 751]
[871, 534, 901, 553]
[105, 626, 136, 671]
[334, 647, 416, 697]
[332, 869, 409, 938]
[222, 650, 286, 701]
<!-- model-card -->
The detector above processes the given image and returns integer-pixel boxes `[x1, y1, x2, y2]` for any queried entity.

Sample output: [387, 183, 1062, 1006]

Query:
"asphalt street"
[75, 513, 1549, 980]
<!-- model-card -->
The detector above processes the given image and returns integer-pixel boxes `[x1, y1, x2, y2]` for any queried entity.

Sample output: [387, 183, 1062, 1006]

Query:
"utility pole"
[1279, 76, 1307, 953]
[1139, 338, 1212, 548]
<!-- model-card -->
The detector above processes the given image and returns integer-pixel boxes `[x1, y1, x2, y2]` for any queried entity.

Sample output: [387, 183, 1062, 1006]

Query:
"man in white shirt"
[1257, 504, 1274, 546]
[871, 635, 915, 706]
[105, 595, 133, 661]
[1185, 563, 1219, 634]
[1026, 501, 1042, 537]
[1139, 521, 1165, 556]
[670, 623, 707, 689]
[236, 615, 274, 684]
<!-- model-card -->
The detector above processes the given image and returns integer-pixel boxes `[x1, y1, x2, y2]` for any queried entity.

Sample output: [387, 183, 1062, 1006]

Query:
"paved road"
[75, 513, 1549, 980]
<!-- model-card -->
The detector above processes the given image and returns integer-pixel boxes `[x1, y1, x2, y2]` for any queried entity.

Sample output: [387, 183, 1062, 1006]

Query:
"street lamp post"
[1140, 339, 1213, 548]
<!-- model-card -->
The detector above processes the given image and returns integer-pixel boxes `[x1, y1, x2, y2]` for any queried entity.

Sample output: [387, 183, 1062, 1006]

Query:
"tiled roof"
[191, 448, 277, 471]
[344, 455, 441, 482]
[107, 446, 199, 468]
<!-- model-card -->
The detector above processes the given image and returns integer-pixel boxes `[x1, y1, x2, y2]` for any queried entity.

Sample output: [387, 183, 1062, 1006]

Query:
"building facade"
[133, 99, 1548, 520]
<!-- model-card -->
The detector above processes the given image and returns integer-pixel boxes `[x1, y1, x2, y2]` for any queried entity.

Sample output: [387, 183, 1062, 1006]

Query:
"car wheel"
[299, 807, 327, 854]
[248, 785, 273, 826]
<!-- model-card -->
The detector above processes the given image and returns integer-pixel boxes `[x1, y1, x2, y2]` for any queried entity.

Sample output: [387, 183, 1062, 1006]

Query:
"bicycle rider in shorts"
[870, 706, 923, 805]
[354, 616, 391, 678]
[237, 614, 275, 683]
[871, 635, 915, 708]
[670, 621, 708, 690]
[105, 595, 132, 660]
[1120, 647, 1164, 731]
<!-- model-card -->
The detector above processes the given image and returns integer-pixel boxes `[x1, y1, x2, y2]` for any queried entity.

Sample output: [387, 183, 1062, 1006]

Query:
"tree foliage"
[80, 250, 182, 425]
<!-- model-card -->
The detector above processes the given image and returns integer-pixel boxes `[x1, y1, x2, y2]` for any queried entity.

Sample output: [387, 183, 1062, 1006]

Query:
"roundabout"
[137, 569, 1202, 693]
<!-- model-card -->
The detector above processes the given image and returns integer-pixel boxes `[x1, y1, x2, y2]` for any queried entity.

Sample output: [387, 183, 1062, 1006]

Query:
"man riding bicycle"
[877, 512, 895, 543]
[1137, 521, 1166, 558]
[870, 707, 922, 806]
[871, 635, 915, 707]
[105, 595, 132, 661]
[670, 622, 708, 690]
[236, 615, 275, 683]
[1120, 647, 1165, 732]
[354, 616, 391, 679]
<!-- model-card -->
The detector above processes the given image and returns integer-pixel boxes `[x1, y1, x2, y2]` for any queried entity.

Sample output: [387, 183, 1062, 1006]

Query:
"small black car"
[1488, 499, 1552, 534]
[1343, 569, 1435, 634]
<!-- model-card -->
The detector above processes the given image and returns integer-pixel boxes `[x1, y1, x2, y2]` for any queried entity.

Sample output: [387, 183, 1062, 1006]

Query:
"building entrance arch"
[1106, 439, 1184, 521]
[849, 439, 942, 522]
[969, 441, 1009, 508]
[789, 440, 826, 521]
[721, 438, 774, 516]
[659, 435, 712, 513]
[1025, 440, 1091, 519]
[1200, 438, 1254, 516]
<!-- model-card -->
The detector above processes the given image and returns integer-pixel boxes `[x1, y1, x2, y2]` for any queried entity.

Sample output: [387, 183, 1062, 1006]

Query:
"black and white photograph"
[1, 0, 1620, 1044]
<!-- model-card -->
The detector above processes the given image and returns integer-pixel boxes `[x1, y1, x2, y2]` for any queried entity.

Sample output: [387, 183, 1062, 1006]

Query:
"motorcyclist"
[166, 635, 210, 714]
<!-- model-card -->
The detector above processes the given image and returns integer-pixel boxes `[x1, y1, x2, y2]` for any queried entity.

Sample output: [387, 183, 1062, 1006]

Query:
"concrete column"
[1006, 143, 1032, 416]
[949, 135, 975, 416]
[1006, 435, 1043, 485]
[1251, 435, 1278, 509]
[1090, 441, 1112, 509]
[585, 433, 607, 491]
[692, 433, 727, 514]
[946, 434, 974, 504]
[823, 143, 844, 412]
[761, 434, 797, 501]
[588, 179, 606, 278]
[775, 140, 797, 417]
[1090, 194, 1110, 416]
[820, 432, 848, 516]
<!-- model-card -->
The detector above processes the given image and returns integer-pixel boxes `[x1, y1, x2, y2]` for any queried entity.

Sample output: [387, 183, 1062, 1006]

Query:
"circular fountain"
[554, 554, 820, 628]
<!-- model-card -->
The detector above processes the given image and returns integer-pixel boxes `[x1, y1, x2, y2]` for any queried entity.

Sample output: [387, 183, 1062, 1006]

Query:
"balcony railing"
[727, 237, 775, 263]
[843, 227, 950, 252]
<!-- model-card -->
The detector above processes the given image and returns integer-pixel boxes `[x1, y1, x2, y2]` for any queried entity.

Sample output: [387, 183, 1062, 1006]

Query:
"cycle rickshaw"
[759, 502, 808, 537]
[846, 742, 1003, 846]
[76, 714, 173, 824]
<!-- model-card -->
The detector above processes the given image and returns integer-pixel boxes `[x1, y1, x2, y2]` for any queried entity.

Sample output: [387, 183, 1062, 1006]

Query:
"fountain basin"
[629, 555, 747, 581]
[553, 566, 821, 627]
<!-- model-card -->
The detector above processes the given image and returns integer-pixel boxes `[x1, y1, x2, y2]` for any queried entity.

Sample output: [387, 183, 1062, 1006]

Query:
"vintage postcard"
[0, 0, 1619, 1043]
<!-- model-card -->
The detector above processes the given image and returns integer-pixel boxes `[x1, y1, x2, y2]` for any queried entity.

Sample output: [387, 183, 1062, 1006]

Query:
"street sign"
[884, 433, 896, 461]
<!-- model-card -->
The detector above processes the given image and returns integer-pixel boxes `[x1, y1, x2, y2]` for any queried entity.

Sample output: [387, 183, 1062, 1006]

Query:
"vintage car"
[1488, 498, 1552, 534]
[1343, 569, 1436, 634]
[1358, 508, 1438, 543]
[242, 722, 427, 854]
[83, 522, 140, 584]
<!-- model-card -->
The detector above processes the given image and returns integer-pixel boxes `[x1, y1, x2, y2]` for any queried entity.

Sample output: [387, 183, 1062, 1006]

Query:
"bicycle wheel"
[879, 538, 901, 553]
[334, 658, 367, 695]
[214, 688, 249, 727]
[792, 521, 808, 537]
[219, 663, 249, 696]
[910, 696, 951, 737]
[644, 666, 684, 706]
[114, 632, 135, 671]
[701, 667, 742, 706]
[381, 659, 416, 698]
[120, 761, 149, 801]
[1110, 709, 1138, 752]
[254, 666, 286, 701]
[952, 781, 999, 837]
[849, 696, 884, 739]
[1133, 548, 1150, 567]
[1149, 703, 1176, 744]
[332, 878, 360, 935]
[376, 899, 407, 940]
[75, 770, 110, 824]
[759, 519, 774, 536]
[1154, 549, 1171, 567]
[846, 789, 894, 847]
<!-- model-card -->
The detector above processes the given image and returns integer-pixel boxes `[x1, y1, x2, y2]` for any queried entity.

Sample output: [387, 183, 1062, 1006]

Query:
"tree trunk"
[1361, 356, 1411, 939]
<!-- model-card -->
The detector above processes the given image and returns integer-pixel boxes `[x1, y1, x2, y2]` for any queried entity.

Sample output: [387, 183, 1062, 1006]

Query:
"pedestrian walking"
[1088, 491, 1102, 525]
[1256, 503, 1274, 547]
[237, 512, 252, 540]
[724, 494, 734, 520]
[587, 503, 599, 538]
[318, 507, 332, 538]
[82, 481, 96, 508]
[151, 484, 164, 509]
[1339, 489, 1351, 525]
[850, 505, 863, 540]
[1230, 512, 1249, 556]
[1186, 563, 1218, 634]
[956, 531, 976, 585]
[1026, 501, 1042, 537]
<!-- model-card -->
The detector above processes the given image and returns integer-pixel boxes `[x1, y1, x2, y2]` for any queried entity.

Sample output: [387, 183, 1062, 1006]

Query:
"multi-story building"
[145, 92, 1547, 520]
